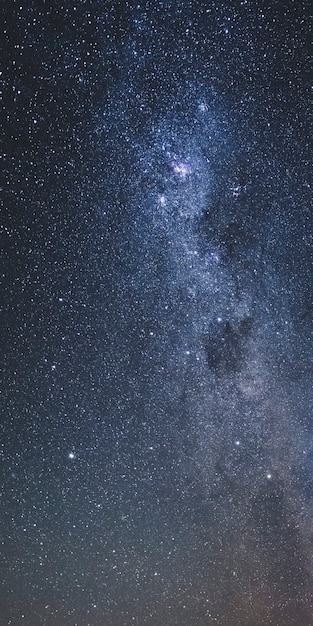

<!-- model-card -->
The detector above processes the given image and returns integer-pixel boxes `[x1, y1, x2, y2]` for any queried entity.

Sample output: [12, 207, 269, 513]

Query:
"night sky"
[1, 1, 312, 625]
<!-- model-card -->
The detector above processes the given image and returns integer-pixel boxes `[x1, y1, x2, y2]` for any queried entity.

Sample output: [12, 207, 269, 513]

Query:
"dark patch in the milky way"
[219, 220, 248, 260]
[204, 317, 253, 375]
[196, 205, 255, 262]
[195, 203, 220, 255]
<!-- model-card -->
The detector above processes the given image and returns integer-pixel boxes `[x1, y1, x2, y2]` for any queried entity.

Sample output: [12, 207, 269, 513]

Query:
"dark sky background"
[1, 1, 312, 625]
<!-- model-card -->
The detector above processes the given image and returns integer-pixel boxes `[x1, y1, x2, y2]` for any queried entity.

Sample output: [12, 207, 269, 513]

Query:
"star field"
[1, 1, 312, 625]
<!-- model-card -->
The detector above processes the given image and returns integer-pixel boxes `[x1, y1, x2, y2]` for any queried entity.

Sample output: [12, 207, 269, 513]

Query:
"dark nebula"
[205, 317, 253, 374]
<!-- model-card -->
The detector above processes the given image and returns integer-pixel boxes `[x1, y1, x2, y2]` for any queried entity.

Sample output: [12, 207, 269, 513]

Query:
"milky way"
[1, 2, 312, 625]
